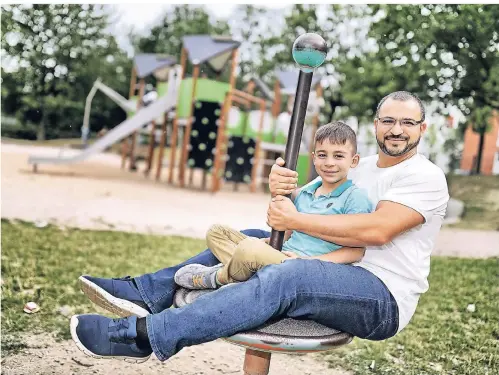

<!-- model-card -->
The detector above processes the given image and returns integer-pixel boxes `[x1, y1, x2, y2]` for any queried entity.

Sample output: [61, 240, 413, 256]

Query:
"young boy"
[175, 121, 373, 290]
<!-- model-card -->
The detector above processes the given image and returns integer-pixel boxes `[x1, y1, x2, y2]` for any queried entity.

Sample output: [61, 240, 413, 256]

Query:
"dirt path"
[2, 334, 347, 375]
[2, 143, 498, 375]
[3, 144, 498, 258]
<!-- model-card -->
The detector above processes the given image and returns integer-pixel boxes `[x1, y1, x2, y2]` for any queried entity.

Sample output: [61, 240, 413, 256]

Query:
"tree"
[1, 4, 131, 140]
[335, 4, 499, 173]
[252, 5, 379, 122]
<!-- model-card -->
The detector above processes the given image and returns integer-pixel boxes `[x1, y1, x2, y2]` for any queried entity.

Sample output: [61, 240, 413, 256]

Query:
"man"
[71, 91, 449, 363]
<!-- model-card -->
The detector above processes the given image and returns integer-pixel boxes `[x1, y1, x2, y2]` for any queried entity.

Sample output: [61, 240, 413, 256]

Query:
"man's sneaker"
[79, 275, 151, 318]
[174, 263, 223, 290]
[70, 314, 152, 363]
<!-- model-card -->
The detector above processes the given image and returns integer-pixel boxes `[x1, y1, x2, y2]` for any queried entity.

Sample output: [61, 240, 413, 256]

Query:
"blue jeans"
[136, 229, 399, 361]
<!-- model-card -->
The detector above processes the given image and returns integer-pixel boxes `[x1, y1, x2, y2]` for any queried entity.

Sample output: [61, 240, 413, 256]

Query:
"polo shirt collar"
[302, 178, 353, 198]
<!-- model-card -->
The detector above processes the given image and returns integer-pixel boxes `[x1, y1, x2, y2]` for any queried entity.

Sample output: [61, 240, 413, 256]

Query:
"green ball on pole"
[291, 33, 327, 73]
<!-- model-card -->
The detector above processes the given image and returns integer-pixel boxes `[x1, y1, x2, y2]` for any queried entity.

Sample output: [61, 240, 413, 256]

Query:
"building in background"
[459, 112, 499, 175]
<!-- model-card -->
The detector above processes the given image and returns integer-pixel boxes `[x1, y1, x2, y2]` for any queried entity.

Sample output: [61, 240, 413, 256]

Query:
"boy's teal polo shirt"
[282, 179, 373, 257]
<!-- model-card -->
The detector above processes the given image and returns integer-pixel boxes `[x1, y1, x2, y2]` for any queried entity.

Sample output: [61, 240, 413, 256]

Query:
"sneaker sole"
[79, 276, 150, 318]
[70, 315, 151, 363]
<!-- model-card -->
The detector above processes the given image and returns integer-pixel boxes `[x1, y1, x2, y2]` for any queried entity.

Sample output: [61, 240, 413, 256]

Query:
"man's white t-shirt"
[346, 153, 449, 332]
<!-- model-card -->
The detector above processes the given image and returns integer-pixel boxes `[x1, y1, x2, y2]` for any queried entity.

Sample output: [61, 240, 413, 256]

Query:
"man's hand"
[269, 157, 298, 197]
[267, 195, 299, 231]
[282, 251, 300, 259]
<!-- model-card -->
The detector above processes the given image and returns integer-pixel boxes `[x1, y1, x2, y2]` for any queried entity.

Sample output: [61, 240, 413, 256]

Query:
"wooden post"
[306, 84, 323, 181]
[212, 48, 238, 192]
[250, 99, 265, 193]
[145, 119, 156, 176]
[129, 78, 145, 171]
[155, 112, 169, 180]
[243, 349, 271, 375]
[122, 66, 137, 169]
[168, 47, 187, 184]
[178, 64, 200, 187]
[211, 94, 231, 193]
[272, 80, 281, 119]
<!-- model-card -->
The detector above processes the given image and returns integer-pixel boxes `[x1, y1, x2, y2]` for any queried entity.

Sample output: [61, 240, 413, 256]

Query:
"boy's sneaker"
[79, 275, 151, 318]
[174, 263, 223, 290]
[70, 314, 152, 363]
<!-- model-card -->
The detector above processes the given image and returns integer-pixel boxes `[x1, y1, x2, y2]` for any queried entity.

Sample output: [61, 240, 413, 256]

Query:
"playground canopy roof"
[182, 35, 241, 73]
[248, 76, 275, 101]
[275, 70, 323, 95]
[134, 54, 177, 79]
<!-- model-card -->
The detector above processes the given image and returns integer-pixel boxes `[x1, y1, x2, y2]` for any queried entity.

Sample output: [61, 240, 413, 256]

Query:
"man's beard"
[377, 135, 421, 157]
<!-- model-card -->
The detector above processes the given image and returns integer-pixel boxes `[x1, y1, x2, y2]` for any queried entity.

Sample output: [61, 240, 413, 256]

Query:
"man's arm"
[269, 197, 425, 247]
[311, 246, 365, 263]
[268, 158, 447, 247]
[283, 246, 365, 263]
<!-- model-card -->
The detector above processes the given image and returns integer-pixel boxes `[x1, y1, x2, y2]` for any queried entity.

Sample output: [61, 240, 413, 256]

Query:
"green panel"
[176, 78, 230, 118]
[274, 132, 287, 145]
[157, 82, 168, 97]
[297, 153, 311, 186]
[226, 111, 246, 137]
[127, 96, 138, 118]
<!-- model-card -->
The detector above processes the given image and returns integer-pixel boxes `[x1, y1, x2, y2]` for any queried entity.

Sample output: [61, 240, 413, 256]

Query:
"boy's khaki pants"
[206, 224, 289, 284]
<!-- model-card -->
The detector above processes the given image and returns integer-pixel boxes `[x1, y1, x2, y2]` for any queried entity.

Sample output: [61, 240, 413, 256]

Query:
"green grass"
[447, 175, 499, 231]
[2, 220, 498, 375]
[323, 256, 499, 375]
[1, 219, 204, 355]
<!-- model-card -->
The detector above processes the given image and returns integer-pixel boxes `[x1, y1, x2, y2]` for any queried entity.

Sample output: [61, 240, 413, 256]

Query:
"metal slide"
[28, 66, 182, 167]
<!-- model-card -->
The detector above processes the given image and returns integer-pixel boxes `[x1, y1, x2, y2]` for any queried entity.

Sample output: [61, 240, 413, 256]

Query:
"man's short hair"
[375, 91, 426, 121]
[314, 121, 357, 154]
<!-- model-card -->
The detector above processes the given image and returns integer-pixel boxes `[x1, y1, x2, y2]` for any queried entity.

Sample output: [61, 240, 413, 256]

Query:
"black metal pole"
[269, 70, 314, 250]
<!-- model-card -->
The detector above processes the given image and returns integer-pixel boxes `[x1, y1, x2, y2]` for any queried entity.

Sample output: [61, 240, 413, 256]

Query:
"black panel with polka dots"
[187, 101, 221, 171]
[224, 135, 256, 184]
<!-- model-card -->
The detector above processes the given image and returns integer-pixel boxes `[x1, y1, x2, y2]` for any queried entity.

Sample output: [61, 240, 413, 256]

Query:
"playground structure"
[28, 34, 326, 192]
[120, 53, 177, 174]
[122, 35, 277, 193]
[27, 64, 182, 171]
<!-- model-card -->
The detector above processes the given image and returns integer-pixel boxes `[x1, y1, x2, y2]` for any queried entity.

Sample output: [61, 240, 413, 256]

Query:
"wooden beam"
[231, 95, 250, 107]
[250, 100, 265, 193]
[168, 47, 187, 184]
[306, 84, 323, 181]
[232, 89, 265, 105]
[211, 94, 230, 193]
[213, 48, 239, 192]
[144, 119, 156, 176]
[246, 80, 256, 96]
[122, 66, 137, 169]
[272, 80, 281, 118]
[129, 78, 145, 171]
[228, 48, 238, 91]
[178, 64, 200, 187]
[155, 112, 168, 181]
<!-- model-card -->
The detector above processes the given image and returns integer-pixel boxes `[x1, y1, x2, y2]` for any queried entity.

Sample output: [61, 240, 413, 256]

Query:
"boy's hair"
[314, 121, 357, 154]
